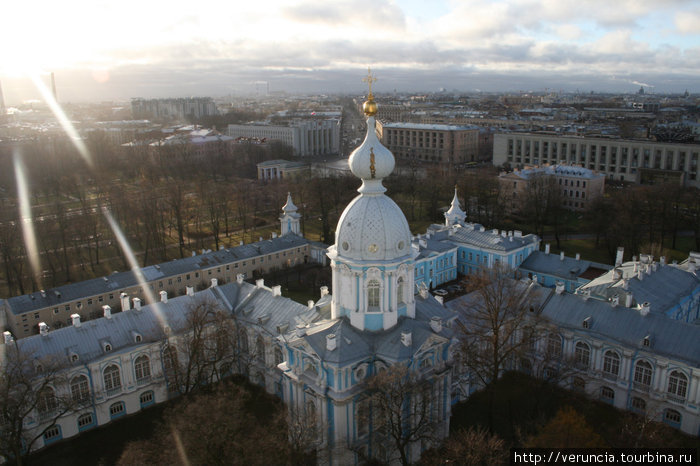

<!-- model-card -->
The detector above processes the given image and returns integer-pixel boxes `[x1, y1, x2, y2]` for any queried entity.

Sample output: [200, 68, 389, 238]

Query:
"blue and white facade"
[280, 96, 456, 464]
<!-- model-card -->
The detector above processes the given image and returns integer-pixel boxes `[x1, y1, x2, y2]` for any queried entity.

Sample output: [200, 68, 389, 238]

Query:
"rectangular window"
[53, 308, 59, 314]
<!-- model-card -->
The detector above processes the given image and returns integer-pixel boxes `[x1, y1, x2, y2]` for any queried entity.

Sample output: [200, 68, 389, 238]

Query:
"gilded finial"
[362, 67, 378, 116]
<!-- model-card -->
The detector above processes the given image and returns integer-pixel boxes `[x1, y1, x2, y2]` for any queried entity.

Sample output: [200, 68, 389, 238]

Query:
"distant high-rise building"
[131, 97, 218, 121]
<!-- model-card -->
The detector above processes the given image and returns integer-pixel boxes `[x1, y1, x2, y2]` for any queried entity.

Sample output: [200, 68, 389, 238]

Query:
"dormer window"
[103, 342, 112, 353]
[132, 331, 142, 343]
[70, 353, 79, 363]
[582, 317, 591, 329]
[642, 335, 651, 348]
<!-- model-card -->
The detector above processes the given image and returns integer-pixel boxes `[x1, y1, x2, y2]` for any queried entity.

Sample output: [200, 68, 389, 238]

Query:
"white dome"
[335, 193, 412, 262]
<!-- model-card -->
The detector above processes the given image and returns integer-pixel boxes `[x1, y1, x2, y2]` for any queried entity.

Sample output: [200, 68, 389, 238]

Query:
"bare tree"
[358, 365, 438, 466]
[0, 342, 75, 465]
[453, 265, 540, 429]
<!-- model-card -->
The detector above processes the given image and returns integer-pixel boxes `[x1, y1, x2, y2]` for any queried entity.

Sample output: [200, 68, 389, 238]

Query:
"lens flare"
[28, 73, 94, 168]
[13, 148, 42, 289]
[102, 207, 167, 324]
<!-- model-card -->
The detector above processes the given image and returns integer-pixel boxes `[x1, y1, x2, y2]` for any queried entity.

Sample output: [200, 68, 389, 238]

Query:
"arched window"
[37, 387, 57, 416]
[162, 346, 178, 375]
[603, 350, 620, 378]
[520, 358, 532, 375]
[546, 333, 562, 358]
[367, 280, 380, 309]
[574, 342, 590, 369]
[134, 355, 151, 383]
[600, 386, 615, 402]
[664, 409, 681, 426]
[397, 277, 405, 305]
[631, 396, 646, 413]
[70, 375, 90, 403]
[274, 347, 284, 366]
[633, 360, 653, 389]
[572, 376, 586, 392]
[256, 336, 265, 360]
[103, 364, 122, 394]
[667, 370, 688, 400]
[238, 330, 249, 353]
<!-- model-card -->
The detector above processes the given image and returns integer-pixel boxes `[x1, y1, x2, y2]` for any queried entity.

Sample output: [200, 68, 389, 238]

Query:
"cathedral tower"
[327, 73, 417, 331]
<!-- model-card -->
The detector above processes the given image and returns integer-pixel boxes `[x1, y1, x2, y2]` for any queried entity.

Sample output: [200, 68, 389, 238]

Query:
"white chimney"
[639, 302, 651, 316]
[612, 268, 622, 280]
[430, 316, 443, 333]
[256, 279, 265, 288]
[615, 247, 624, 266]
[622, 278, 629, 290]
[326, 334, 337, 351]
[560, 251, 565, 261]
[401, 331, 412, 347]
[39, 322, 49, 336]
[320, 286, 329, 298]
[236, 274, 245, 284]
[272, 232, 278, 239]
[555, 281, 565, 294]
[132, 297, 142, 310]
[307, 300, 315, 309]
[3, 331, 13, 344]
[120, 292, 130, 312]
[575, 253, 580, 261]
[272, 285, 282, 296]
[660, 256, 666, 265]
[532, 274, 538, 283]
[625, 293, 634, 308]
[210, 278, 218, 287]
[71, 313, 81, 327]
[239, 240, 244, 246]
[103, 305, 112, 319]
[186, 286, 194, 296]
[160, 291, 168, 303]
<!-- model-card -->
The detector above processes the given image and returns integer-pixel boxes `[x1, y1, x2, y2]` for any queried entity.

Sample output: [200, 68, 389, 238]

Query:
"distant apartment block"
[499, 165, 606, 211]
[494, 133, 700, 188]
[227, 119, 340, 157]
[377, 122, 480, 165]
[131, 97, 218, 121]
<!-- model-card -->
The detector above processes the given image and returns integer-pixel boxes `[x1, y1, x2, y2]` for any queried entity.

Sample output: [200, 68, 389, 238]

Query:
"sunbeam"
[170, 425, 192, 466]
[101, 206, 167, 325]
[13, 149, 42, 290]
[28, 73, 94, 168]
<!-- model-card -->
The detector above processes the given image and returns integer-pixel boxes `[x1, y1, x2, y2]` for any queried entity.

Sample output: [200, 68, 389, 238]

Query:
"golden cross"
[362, 67, 377, 97]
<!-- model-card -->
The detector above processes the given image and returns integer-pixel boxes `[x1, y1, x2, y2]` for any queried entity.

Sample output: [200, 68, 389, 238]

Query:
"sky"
[2, 0, 699, 104]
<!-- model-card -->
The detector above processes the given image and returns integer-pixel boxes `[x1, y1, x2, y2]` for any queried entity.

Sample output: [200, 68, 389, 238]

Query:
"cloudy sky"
[2, 0, 699, 103]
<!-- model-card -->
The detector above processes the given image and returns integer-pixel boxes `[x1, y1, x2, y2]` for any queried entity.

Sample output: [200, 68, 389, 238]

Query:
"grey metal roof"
[5, 234, 311, 315]
[13, 281, 321, 366]
[428, 224, 538, 252]
[577, 261, 700, 314]
[541, 291, 700, 367]
[299, 296, 456, 368]
[520, 251, 611, 280]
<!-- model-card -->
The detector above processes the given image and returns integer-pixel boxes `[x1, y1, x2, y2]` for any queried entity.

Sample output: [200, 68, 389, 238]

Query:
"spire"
[445, 185, 466, 226]
[280, 192, 301, 236]
[349, 68, 394, 195]
[282, 192, 298, 213]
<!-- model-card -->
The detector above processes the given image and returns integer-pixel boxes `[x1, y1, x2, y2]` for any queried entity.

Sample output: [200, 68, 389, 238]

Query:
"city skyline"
[2, 0, 699, 104]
